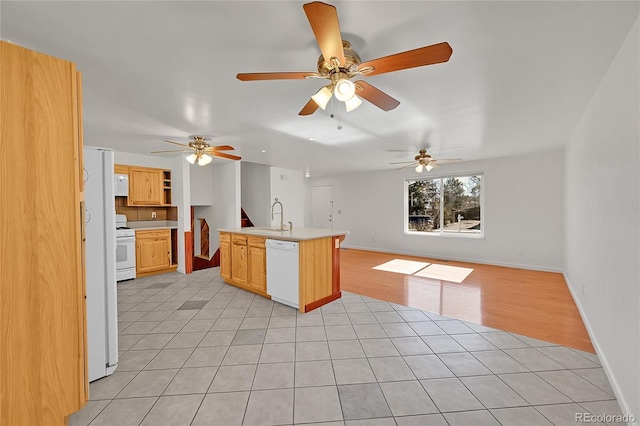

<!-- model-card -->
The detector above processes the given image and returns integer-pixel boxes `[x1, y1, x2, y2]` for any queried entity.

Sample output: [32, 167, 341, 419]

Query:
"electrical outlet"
[151, 211, 157, 219]
[517, 248, 524, 256]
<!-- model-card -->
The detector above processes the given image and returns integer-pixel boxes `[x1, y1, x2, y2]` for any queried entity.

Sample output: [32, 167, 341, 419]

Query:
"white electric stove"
[115, 214, 136, 281]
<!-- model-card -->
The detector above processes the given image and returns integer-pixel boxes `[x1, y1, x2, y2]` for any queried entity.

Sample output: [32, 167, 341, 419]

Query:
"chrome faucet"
[271, 198, 284, 230]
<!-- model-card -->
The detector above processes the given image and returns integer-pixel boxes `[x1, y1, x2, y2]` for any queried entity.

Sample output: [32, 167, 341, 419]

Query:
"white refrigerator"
[84, 146, 119, 381]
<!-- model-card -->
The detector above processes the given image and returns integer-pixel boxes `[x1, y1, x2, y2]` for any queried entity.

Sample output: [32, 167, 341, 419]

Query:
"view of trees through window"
[407, 175, 482, 235]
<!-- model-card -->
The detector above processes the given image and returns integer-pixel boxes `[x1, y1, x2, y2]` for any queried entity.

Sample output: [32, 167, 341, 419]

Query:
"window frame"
[404, 171, 484, 239]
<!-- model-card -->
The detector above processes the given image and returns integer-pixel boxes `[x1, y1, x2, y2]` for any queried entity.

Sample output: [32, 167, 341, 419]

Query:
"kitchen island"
[218, 227, 348, 313]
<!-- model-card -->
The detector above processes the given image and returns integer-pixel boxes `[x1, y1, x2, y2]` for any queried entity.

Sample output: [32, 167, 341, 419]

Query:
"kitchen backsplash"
[115, 197, 178, 221]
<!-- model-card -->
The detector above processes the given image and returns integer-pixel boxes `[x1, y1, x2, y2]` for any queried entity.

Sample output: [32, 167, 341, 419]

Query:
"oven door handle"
[117, 236, 136, 243]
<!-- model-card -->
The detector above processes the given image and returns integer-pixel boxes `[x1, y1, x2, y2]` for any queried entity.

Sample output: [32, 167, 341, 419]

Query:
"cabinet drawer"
[219, 233, 230, 243]
[248, 236, 266, 248]
[232, 234, 247, 245]
[136, 229, 171, 240]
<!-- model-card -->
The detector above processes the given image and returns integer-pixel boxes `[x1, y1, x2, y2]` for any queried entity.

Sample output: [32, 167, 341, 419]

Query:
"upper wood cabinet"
[113, 164, 172, 206]
[114, 164, 129, 175]
[1, 41, 87, 425]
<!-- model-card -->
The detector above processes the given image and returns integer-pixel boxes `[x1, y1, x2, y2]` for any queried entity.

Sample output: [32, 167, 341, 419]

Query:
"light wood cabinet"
[248, 237, 267, 293]
[1, 41, 87, 425]
[219, 232, 269, 297]
[128, 167, 164, 206]
[119, 165, 172, 206]
[231, 234, 248, 286]
[136, 229, 176, 276]
[220, 233, 231, 280]
[114, 164, 129, 175]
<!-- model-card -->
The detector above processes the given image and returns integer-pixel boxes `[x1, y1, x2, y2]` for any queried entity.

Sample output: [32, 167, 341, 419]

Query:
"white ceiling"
[2, 1, 638, 177]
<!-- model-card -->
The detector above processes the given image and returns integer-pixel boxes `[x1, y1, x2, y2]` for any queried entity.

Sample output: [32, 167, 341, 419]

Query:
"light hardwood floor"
[340, 248, 594, 353]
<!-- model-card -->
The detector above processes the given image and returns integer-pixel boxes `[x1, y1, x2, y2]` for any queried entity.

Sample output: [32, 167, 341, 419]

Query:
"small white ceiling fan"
[390, 149, 462, 173]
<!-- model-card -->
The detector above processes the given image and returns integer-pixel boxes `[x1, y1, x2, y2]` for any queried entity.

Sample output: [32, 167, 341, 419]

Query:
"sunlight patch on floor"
[372, 259, 430, 275]
[413, 263, 474, 283]
[372, 259, 474, 283]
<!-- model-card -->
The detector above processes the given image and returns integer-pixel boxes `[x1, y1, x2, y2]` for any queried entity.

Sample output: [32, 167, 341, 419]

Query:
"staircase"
[241, 208, 255, 228]
[191, 207, 255, 271]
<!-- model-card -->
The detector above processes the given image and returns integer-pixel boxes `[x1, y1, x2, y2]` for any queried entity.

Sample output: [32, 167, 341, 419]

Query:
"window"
[406, 174, 482, 237]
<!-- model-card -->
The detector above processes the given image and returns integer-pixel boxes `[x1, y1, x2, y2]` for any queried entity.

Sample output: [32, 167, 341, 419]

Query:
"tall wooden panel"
[299, 237, 333, 310]
[0, 41, 87, 425]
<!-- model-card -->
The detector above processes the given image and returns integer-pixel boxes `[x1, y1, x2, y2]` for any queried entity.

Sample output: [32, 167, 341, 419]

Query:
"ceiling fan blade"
[354, 80, 400, 111]
[299, 98, 320, 116]
[163, 139, 191, 147]
[204, 145, 235, 151]
[236, 72, 318, 81]
[358, 42, 453, 77]
[389, 161, 415, 165]
[151, 149, 190, 154]
[212, 152, 242, 161]
[303, 1, 346, 66]
[432, 158, 462, 164]
[396, 163, 418, 170]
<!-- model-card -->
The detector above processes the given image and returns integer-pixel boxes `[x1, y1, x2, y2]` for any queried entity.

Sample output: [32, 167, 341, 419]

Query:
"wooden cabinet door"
[128, 167, 163, 205]
[248, 245, 266, 292]
[220, 235, 231, 280]
[231, 238, 248, 286]
[136, 231, 171, 273]
[1, 41, 87, 425]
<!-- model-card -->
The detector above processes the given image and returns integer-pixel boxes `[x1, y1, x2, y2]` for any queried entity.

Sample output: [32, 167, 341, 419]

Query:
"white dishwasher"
[266, 239, 299, 309]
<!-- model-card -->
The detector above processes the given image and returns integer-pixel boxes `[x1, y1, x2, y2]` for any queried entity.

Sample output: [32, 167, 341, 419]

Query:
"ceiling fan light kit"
[334, 78, 355, 101]
[153, 135, 241, 166]
[186, 152, 213, 166]
[391, 149, 462, 173]
[344, 94, 363, 112]
[311, 86, 332, 110]
[236, 1, 452, 116]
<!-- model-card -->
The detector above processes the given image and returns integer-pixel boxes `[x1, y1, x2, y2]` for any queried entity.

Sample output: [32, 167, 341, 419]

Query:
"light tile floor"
[70, 269, 625, 426]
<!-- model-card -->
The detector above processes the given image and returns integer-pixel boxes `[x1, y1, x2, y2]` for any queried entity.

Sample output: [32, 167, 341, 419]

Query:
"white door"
[311, 185, 333, 229]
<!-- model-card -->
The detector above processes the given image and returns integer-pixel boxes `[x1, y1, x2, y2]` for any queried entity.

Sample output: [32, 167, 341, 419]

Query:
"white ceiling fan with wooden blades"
[236, 1, 452, 115]
[390, 149, 462, 173]
[152, 135, 241, 166]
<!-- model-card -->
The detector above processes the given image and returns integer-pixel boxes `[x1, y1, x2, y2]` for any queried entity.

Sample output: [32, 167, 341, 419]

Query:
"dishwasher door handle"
[265, 239, 298, 250]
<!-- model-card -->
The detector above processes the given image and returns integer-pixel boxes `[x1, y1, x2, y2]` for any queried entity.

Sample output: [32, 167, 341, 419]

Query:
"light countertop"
[129, 220, 178, 231]
[218, 227, 349, 242]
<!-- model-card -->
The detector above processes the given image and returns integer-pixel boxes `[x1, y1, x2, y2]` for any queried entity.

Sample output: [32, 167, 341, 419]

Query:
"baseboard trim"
[340, 244, 563, 273]
[563, 272, 638, 426]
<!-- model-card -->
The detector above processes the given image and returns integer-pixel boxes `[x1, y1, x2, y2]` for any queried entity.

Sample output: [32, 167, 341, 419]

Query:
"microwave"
[114, 174, 129, 196]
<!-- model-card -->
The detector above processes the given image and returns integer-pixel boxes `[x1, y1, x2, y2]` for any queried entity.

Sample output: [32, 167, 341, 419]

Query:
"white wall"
[270, 167, 305, 230]
[212, 161, 241, 240]
[171, 156, 190, 273]
[190, 163, 214, 206]
[241, 162, 271, 227]
[309, 150, 565, 271]
[564, 18, 639, 423]
[114, 151, 173, 169]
